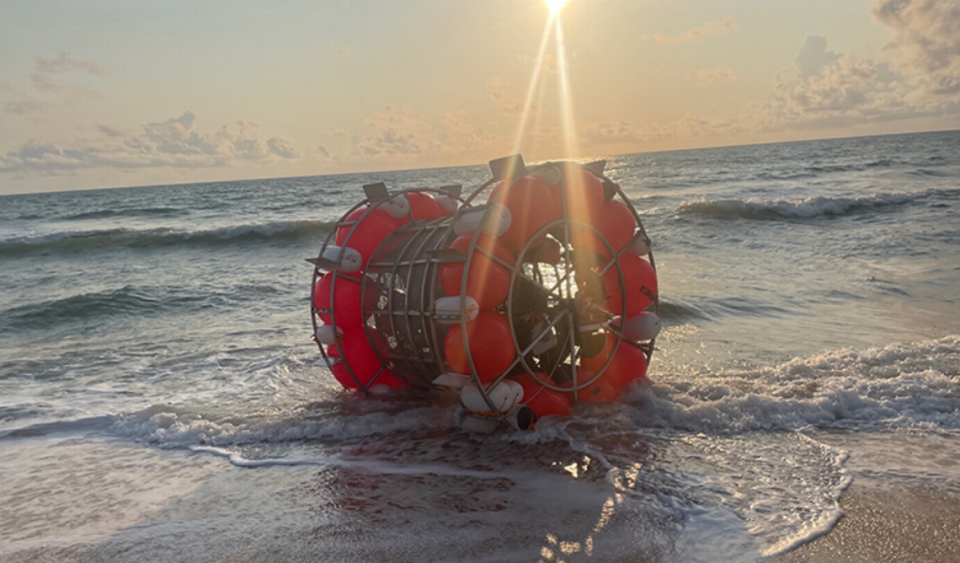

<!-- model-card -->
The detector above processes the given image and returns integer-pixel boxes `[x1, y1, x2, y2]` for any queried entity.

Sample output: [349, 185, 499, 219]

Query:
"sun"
[545, 0, 568, 14]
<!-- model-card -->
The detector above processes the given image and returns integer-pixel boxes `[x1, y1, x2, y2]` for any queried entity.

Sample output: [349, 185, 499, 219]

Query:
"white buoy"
[380, 195, 411, 220]
[530, 320, 558, 355]
[433, 192, 459, 215]
[432, 372, 473, 388]
[459, 380, 524, 414]
[432, 295, 480, 325]
[614, 312, 661, 341]
[315, 324, 344, 345]
[630, 235, 652, 256]
[530, 164, 562, 185]
[453, 203, 512, 237]
[321, 246, 363, 273]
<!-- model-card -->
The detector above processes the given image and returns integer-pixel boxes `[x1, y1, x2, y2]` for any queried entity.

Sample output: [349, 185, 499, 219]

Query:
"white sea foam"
[677, 190, 929, 220]
[109, 403, 444, 448]
[627, 335, 960, 433]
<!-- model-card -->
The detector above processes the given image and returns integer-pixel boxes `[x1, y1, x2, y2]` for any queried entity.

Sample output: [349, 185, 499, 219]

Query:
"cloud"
[317, 144, 332, 159]
[96, 124, 123, 138]
[582, 121, 672, 145]
[442, 111, 485, 141]
[698, 65, 738, 85]
[653, 17, 737, 45]
[267, 137, 300, 159]
[363, 104, 424, 128]
[34, 53, 103, 76]
[0, 112, 302, 175]
[677, 113, 745, 137]
[762, 49, 913, 130]
[515, 52, 567, 74]
[487, 76, 523, 114]
[355, 128, 422, 156]
[3, 52, 103, 114]
[872, 0, 960, 96]
[3, 97, 48, 115]
[230, 138, 267, 161]
[795, 36, 841, 81]
[760, 2, 960, 133]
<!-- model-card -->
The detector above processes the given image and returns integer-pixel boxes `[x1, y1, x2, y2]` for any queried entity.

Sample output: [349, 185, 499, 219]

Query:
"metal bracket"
[584, 160, 607, 176]
[363, 182, 390, 201]
[426, 248, 468, 263]
[439, 184, 462, 198]
[489, 154, 528, 182]
[305, 257, 338, 269]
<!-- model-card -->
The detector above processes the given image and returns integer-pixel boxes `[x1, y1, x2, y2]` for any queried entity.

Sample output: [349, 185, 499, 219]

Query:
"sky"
[2, 0, 959, 194]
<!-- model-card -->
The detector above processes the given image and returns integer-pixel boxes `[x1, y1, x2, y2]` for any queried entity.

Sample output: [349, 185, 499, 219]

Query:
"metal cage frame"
[310, 156, 658, 431]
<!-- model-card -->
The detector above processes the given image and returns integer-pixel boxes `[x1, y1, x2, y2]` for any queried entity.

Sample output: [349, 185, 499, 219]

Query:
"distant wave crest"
[676, 190, 936, 220]
[60, 206, 188, 221]
[0, 283, 280, 332]
[0, 220, 335, 257]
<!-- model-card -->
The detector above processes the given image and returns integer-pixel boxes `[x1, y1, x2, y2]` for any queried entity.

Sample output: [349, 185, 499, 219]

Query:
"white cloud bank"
[0, 112, 304, 174]
[652, 17, 737, 46]
[762, 0, 960, 130]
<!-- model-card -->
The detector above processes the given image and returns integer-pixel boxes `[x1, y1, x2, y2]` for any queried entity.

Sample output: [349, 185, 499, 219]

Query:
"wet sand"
[777, 484, 960, 563]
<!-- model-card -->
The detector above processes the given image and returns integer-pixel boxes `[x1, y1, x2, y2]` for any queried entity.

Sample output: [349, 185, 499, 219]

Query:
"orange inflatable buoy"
[579, 333, 649, 392]
[326, 344, 357, 389]
[406, 191, 445, 222]
[512, 373, 571, 418]
[335, 206, 401, 268]
[572, 199, 637, 259]
[444, 311, 516, 384]
[574, 369, 620, 403]
[332, 330, 405, 390]
[606, 342, 649, 391]
[553, 163, 605, 227]
[601, 253, 658, 317]
[439, 234, 514, 310]
[489, 176, 557, 251]
[313, 273, 367, 330]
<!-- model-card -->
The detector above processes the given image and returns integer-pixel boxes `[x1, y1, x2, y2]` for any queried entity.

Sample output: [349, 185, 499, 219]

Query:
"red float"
[579, 333, 649, 392]
[512, 373, 571, 418]
[601, 253, 658, 317]
[572, 199, 637, 259]
[406, 191, 445, 222]
[335, 206, 402, 268]
[574, 369, 620, 403]
[488, 176, 558, 251]
[606, 342, 649, 391]
[332, 330, 405, 390]
[580, 333, 619, 374]
[313, 273, 367, 330]
[551, 163, 605, 228]
[444, 312, 516, 384]
[439, 234, 514, 310]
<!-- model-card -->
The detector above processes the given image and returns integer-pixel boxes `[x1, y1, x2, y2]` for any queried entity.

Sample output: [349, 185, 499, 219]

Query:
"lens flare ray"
[512, 2, 579, 164]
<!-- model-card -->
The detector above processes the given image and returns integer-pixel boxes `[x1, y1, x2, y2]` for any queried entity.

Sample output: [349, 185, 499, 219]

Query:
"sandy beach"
[777, 484, 960, 563]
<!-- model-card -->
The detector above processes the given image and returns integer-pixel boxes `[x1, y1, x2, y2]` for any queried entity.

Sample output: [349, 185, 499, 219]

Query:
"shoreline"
[776, 482, 960, 563]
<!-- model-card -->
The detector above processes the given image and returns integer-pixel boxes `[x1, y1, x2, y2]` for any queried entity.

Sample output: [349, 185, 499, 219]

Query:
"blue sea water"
[1, 130, 959, 561]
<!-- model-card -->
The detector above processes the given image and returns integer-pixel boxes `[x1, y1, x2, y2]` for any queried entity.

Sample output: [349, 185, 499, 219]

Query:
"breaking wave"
[675, 190, 952, 220]
[0, 220, 334, 257]
[0, 283, 281, 332]
[629, 335, 960, 433]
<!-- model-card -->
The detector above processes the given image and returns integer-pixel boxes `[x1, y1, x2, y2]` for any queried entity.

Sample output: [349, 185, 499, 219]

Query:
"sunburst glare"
[545, 0, 568, 14]
[511, 1, 578, 166]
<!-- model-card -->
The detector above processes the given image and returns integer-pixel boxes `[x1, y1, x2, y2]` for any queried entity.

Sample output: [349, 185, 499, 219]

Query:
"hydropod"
[309, 155, 659, 432]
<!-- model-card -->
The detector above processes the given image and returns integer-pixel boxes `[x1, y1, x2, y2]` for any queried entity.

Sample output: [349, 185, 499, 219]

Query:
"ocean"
[2, 130, 959, 562]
